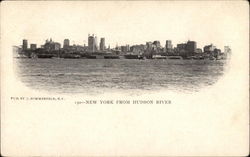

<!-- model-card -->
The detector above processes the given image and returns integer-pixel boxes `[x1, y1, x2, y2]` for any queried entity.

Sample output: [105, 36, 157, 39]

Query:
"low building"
[130, 44, 146, 54]
[196, 48, 203, 53]
[153, 41, 161, 48]
[13, 46, 22, 57]
[224, 46, 231, 54]
[203, 44, 216, 53]
[30, 44, 37, 50]
[44, 38, 61, 51]
[177, 43, 186, 51]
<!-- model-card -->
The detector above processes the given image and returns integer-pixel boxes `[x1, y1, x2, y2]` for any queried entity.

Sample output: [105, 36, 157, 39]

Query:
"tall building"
[22, 39, 28, 50]
[88, 34, 98, 52]
[63, 39, 70, 49]
[146, 42, 153, 50]
[95, 36, 98, 50]
[30, 44, 37, 50]
[126, 45, 130, 52]
[165, 40, 173, 52]
[99, 38, 105, 51]
[165, 40, 172, 49]
[186, 41, 197, 53]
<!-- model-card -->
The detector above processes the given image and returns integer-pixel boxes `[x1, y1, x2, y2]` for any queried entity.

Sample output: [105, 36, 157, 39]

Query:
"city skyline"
[3, 1, 246, 50]
[19, 35, 224, 52]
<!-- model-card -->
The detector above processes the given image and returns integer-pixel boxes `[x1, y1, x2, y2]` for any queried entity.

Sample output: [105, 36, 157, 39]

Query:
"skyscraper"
[63, 39, 70, 49]
[100, 38, 105, 51]
[186, 41, 197, 53]
[88, 34, 98, 52]
[165, 40, 172, 49]
[22, 39, 28, 50]
[165, 40, 173, 53]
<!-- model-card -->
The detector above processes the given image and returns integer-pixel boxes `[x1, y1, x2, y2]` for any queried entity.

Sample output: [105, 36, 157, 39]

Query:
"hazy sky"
[2, 1, 248, 49]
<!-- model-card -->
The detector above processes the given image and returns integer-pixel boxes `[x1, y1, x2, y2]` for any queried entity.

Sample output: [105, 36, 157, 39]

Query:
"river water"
[14, 58, 227, 95]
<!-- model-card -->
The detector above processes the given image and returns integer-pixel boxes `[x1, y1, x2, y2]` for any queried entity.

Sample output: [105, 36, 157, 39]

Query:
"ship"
[86, 55, 97, 59]
[36, 54, 54, 58]
[104, 55, 119, 59]
[62, 54, 81, 59]
[124, 54, 139, 59]
[152, 55, 167, 59]
[166, 56, 183, 59]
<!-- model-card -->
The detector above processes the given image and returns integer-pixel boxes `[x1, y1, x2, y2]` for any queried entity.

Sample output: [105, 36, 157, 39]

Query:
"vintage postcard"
[1, 1, 249, 156]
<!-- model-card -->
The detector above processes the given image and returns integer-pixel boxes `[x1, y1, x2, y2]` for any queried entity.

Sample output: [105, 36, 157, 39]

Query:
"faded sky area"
[1, 1, 249, 50]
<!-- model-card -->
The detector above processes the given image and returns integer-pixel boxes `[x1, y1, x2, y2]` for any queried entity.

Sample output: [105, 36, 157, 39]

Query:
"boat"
[62, 54, 81, 59]
[124, 54, 139, 59]
[86, 55, 97, 59]
[104, 55, 119, 59]
[37, 54, 53, 58]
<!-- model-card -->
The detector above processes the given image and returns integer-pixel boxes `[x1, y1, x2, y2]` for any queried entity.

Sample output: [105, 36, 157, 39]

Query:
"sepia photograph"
[11, 1, 232, 95]
[1, 1, 249, 156]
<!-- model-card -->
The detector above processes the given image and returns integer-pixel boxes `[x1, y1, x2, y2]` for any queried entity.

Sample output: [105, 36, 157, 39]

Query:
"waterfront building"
[121, 45, 130, 52]
[30, 44, 37, 50]
[214, 48, 221, 54]
[63, 39, 70, 49]
[88, 34, 98, 52]
[177, 43, 186, 51]
[173, 47, 178, 53]
[22, 39, 28, 50]
[146, 42, 153, 51]
[203, 44, 216, 53]
[44, 38, 61, 51]
[196, 48, 203, 53]
[224, 46, 231, 54]
[74, 45, 86, 52]
[153, 41, 161, 48]
[121, 46, 127, 52]
[186, 41, 197, 53]
[126, 45, 130, 52]
[99, 38, 105, 51]
[13, 46, 22, 57]
[165, 40, 173, 52]
[130, 44, 146, 54]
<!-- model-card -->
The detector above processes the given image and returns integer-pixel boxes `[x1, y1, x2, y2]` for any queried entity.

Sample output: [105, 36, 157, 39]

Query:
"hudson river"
[15, 59, 227, 95]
